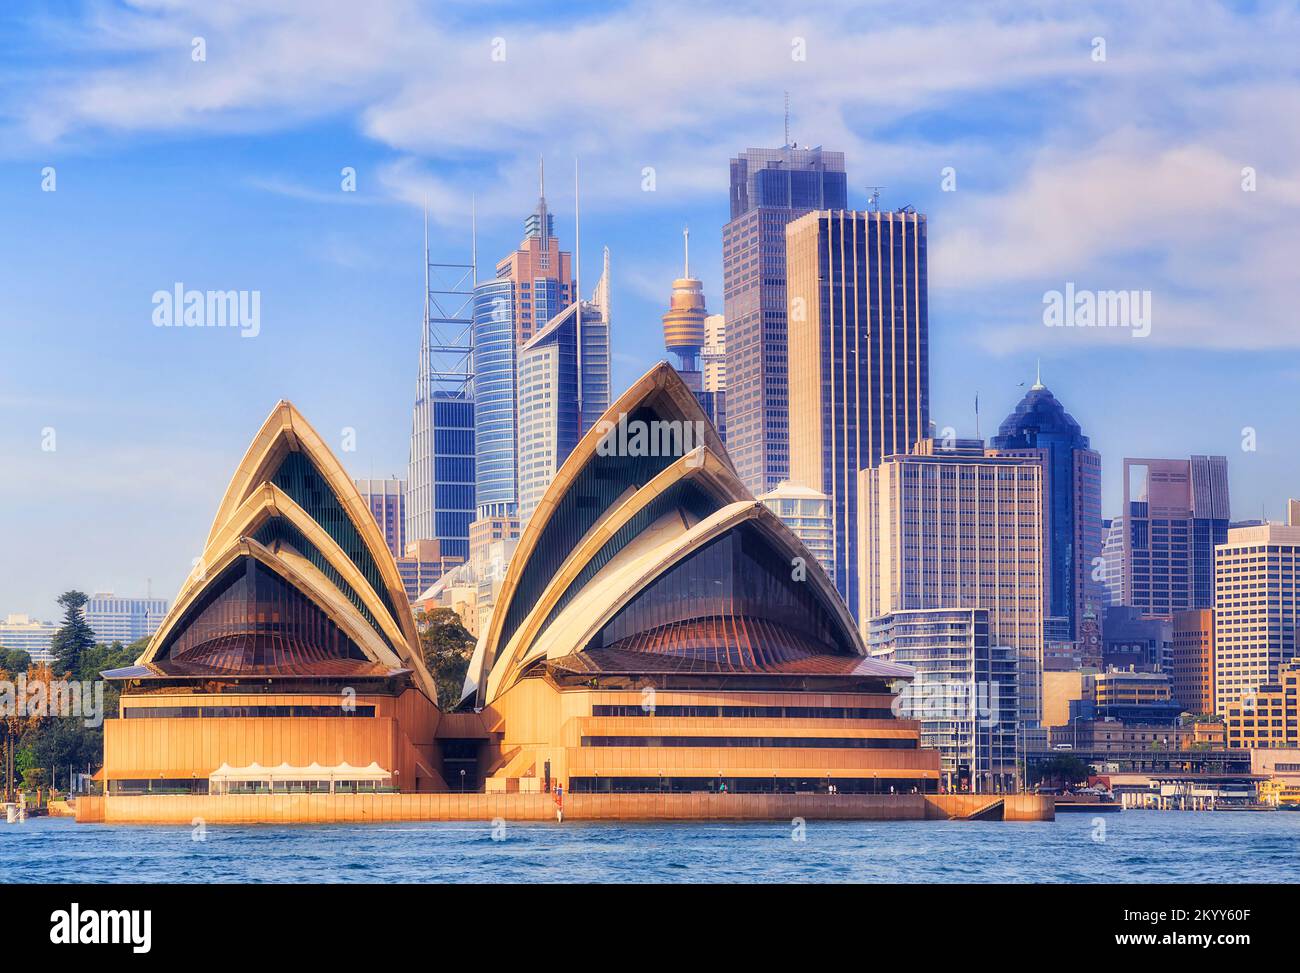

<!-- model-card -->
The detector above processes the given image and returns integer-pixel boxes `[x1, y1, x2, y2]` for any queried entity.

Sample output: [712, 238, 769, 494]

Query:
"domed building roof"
[990, 373, 1089, 451]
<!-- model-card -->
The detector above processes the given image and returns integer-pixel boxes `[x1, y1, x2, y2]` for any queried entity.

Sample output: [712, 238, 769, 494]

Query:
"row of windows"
[124, 705, 377, 719]
[590, 705, 895, 720]
[581, 736, 916, 749]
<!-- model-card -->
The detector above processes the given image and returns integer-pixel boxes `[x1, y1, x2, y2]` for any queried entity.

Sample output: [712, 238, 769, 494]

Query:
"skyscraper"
[354, 477, 406, 559]
[990, 373, 1102, 641]
[407, 210, 476, 561]
[722, 144, 847, 495]
[470, 161, 576, 541]
[1171, 608, 1215, 715]
[1109, 455, 1230, 615]
[861, 440, 1046, 729]
[787, 207, 930, 618]
[517, 255, 611, 524]
[662, 228, 726, 437]
[1213, 502, 1300, 714]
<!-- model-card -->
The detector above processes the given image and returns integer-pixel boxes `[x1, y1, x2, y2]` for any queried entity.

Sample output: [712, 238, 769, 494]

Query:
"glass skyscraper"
[472, 279, 518, 520]
[990, 378, 1103, 641]
[722, 144, 847, 496]
[1110, 455, 1230, 615]
[470, 165, 575, 534]
[517, 265, 611, 525]
[407, 214, 475, 561]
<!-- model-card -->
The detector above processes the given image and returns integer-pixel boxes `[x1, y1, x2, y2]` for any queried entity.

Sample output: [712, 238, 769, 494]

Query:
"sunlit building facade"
[464, 364, 939, 794]
[860, 439, 1045, 728]
[101, 402, 444, 795]
[787, 208, 929, 621]
[723, 144, 847, 495]
[1214, 508, 1300, 714]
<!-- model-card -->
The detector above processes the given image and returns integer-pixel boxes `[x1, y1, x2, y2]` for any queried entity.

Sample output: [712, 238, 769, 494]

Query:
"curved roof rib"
[203, 400, 419, 651]
[469, 363, 737, 703]
[486, 499, 867, 700]
[136, 401, 436, 700]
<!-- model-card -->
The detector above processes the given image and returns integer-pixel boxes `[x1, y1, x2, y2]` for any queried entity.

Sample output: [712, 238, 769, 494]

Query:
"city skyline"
[3, 1, 1300, 619]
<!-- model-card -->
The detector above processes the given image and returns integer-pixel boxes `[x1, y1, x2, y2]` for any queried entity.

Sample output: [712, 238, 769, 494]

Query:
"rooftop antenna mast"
[784, 90, 790, 147]
[867, 186, 884, 212]
[575, 155, 583, 415]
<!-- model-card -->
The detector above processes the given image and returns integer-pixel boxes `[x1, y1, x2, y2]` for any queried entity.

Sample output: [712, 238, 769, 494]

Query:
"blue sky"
[2, 0, 1298, 620]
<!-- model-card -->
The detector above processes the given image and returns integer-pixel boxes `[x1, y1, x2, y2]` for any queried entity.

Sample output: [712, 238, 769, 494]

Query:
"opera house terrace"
[80, 365, 1051, 823]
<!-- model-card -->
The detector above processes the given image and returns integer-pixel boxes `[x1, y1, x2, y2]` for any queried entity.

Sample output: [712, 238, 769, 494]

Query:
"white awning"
[209, 761, 391, 782]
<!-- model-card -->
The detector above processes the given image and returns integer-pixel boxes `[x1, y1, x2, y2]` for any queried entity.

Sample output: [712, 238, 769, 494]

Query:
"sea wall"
[74, 792, 1053, 824]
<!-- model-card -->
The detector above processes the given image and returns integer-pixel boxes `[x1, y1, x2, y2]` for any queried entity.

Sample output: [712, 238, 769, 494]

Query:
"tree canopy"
[50, 590, 97, 675]
[416, 607, 476, 711]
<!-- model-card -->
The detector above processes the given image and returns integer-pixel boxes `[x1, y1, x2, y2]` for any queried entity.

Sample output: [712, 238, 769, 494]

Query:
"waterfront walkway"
[74, 792, 1053, 824]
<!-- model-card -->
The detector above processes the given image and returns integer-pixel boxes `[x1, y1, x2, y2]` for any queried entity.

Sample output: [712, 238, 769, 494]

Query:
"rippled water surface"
[1, 811, 1295, 883]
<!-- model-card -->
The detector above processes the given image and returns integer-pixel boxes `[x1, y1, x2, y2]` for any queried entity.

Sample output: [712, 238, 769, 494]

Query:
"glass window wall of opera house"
[97, 365, 938, 801]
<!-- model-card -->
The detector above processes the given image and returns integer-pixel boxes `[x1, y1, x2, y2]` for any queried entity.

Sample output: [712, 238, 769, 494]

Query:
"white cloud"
[5, 0, 1299, 346]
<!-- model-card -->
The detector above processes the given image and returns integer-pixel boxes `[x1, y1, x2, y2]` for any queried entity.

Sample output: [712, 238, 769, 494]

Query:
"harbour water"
[2, 810, 1297, 883]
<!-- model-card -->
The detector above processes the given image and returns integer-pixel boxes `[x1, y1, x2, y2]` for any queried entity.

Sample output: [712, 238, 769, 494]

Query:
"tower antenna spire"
[1033, 358, 1044, 390]
[784, 90, 790, 147]
[575, 155, 583, 413]
[683, 225, 690, 278]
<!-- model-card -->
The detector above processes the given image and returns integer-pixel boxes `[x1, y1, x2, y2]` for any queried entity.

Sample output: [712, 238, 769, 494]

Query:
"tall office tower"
[1171, 609, 1215, 714]
[722, 143, 847, 495]
[516, 257, 612, 524]
[0, 613, 58, 664]
[787, 207, 929, 618]
[470, 161, 577, 547]
[496, 160, 576, 347]
[700, 312, 727, 443]
[702, 313, 725, 392]
[989, 371, 1102, 641]
[407, 210, 476, 561]
[758, 481, 835, 584]
[354, 478, 406, 558]
[868, 608, 1018, 793]
[1112, 456, 1231, 615]
[1213, 502, 1300, 714]
[83, 592, 169, 644]
[860, 439, 1046, 728]
[661, 229, 726, 437]
[1100, 517, 1125, 605]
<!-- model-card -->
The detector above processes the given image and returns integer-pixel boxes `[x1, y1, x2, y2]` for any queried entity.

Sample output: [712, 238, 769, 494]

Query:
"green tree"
[0, 645, 31, 672]
[50, 590, 97, 675]
[416, 608, 475, 711]
[1031, 754, 1091, 787]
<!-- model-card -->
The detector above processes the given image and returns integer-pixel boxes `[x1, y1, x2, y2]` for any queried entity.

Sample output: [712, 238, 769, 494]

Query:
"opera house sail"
[467, 363, 939, 795]
[99, 402, 443, 795]
[95, 368, 936, 807]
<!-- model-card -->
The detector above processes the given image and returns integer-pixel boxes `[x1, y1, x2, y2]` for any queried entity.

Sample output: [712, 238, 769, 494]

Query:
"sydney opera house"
[98, 365, 939, 802]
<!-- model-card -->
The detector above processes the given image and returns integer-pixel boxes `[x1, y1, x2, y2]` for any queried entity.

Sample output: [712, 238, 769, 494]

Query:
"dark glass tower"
[990, 377, 1103, 641]
[723, 145, 847, 496]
